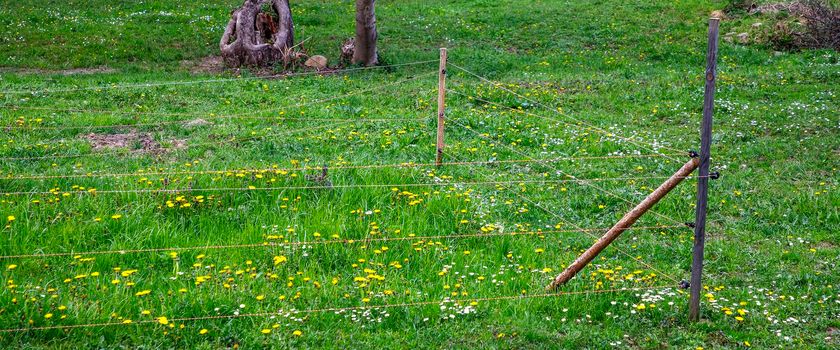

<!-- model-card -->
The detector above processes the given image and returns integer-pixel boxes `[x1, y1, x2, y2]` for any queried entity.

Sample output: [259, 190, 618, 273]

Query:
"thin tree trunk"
[272, 0, 294, 50]
[352, 0, 378, 66]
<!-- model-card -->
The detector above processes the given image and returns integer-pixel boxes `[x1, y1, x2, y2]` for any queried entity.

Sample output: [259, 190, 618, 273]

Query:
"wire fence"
[0, 60, 439, 95]
[0, 285, 669, 333]
[446, 117, 688, 228]
[1, 72, 437, 162]
[2, 115, 427, 131]
[1, 153, 673, 181]
[447, 63, 687, 158]
[0, 120, 353, 161]
[443, 150, 684, 285]
[0, 59, 703, 333]
[0, 175, 709, 197]
[0, 224, 684, 260]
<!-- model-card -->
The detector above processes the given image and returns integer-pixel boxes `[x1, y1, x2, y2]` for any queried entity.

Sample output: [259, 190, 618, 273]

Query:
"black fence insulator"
[688, 150, 699, 158]
[710, 171, 720, 179]
[684, 222, 696, 228]
[679, 280, 690, 289]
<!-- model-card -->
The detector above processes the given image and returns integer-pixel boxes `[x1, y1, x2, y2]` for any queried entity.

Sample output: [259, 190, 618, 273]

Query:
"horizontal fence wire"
[0, 72, 436, 135]
[0, 285, 672, 333]
[0, 120, 353, 161]
[447, 117, 688, 228]
[447, 88, 684, 163]
[2, 116, 427, 131]
[3, 106, 425, 128]
[447, 63, 686, 158]
[0, 175, 709, 196]
[1, 154, 675, 181]
[446, 151, 685, 284]
[450, 151, 701, 251]
[0, 60, 439, 95]
[0, 224, 685, 260]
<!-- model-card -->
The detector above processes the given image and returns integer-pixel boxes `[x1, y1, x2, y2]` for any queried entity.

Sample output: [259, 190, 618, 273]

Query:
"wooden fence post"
[436, 48, 447, 167]
[546, 158, 700, 290]
[689, 17, 720, 322]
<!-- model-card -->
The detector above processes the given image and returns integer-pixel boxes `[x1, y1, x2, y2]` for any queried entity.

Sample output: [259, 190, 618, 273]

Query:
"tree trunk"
[352, 0, 378, 66]
[220, 0, 294, 67]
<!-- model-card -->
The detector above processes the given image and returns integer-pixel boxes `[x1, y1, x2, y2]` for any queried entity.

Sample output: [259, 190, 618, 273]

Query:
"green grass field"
[1, 0, 838, 348]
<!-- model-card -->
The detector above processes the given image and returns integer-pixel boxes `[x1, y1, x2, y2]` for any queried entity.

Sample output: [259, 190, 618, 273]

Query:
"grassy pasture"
[0, 0, 838, 348]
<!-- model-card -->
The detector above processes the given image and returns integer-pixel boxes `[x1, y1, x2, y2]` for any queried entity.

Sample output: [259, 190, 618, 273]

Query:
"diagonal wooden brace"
[546, 157, 700, 291]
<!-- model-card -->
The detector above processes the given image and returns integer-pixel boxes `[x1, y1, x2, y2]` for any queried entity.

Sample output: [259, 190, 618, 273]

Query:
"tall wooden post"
[436, 48, 447, 167]
[689, 17, 719, 322]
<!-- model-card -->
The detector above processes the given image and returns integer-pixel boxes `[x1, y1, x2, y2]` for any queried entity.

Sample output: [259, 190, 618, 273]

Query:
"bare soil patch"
[84, 130, 186, 155]
[182, 56, 225, 75]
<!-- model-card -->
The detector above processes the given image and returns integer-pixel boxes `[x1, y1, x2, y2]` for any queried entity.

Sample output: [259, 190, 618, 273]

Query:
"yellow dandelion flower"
[111, 214, 122, 220]
[292, 330, 303, 337]
[261, 329, 271, 334]
[6, 216, 14, 222]
[199, 329, 208, 335]
[157, 316, 169, 325]
[7, 264, 17, 270]
[135, 290, 151, 297]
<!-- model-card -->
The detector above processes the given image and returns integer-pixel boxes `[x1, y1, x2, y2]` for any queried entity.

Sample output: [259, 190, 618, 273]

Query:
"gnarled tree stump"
[220, 0, 294, 67]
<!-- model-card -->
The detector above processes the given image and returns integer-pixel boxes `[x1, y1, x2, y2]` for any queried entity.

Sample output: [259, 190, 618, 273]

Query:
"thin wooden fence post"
[689, 17, 720, 322]
[436, 48, 447, 167]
